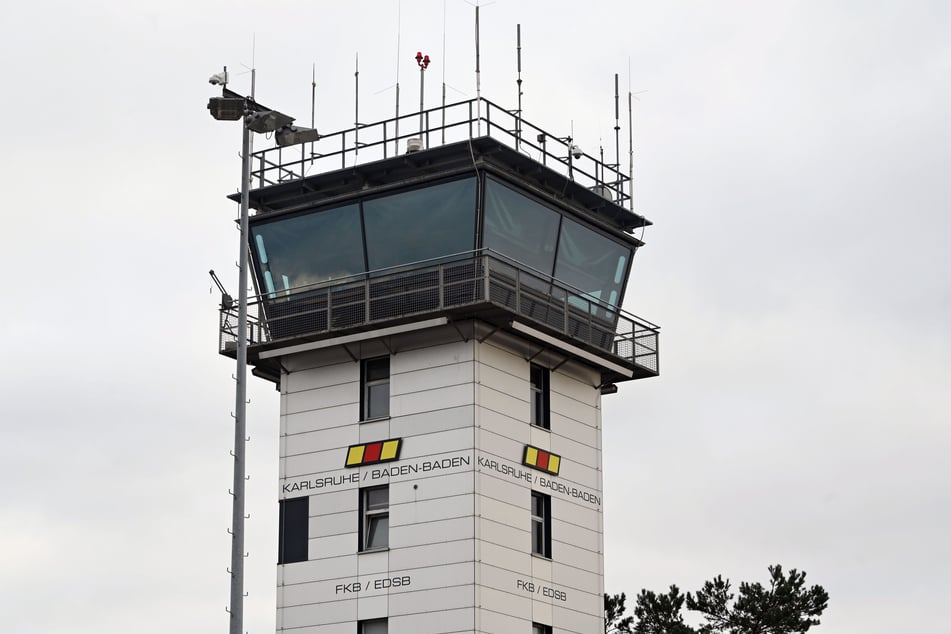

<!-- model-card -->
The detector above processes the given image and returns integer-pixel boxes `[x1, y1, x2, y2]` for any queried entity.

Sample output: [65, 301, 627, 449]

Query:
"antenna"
[416, 51, 431, 137]
[310, 63, 317, 162]
[354, 53, 360, 157]
[441, 0, 447, 144]
[516, 24, 523, 150]
[614, 73, 621, 188]
[475, 2, 481, 135]
[395, 0, 402, 154]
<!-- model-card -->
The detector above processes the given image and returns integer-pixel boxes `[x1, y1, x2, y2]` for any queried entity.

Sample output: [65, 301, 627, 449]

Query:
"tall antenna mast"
[475, 2, 481, 135]
[441, 0, 447, 144]
[354, 52, 360, 157]
[395, 0, 402, 155]
[614, 73, 620, 196]
[416, 51, 431, 136]
[310, 63, 317, 163]
[628, 62, 635, 211]
[516, 24, 523, 150]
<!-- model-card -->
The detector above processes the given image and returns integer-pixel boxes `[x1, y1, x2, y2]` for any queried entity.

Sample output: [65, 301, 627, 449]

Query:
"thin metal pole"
[516, 24, 523, 150]
[419, 64, 425, 135]
[614, 73, 620, 187]
[475, 3, 481, 136]
[310, 63, 316, 162]
[628, 89, 634, 211]
[229, 111, 251, 634]
[354, 53, 360, 157]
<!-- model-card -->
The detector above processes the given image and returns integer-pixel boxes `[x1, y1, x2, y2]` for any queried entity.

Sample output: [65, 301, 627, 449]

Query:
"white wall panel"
[390, 405, 473, 438]
[551, 518, 600, 554]
[479, 517, 529, 553]
[551, 561, 600, 596]
[391, 383, 474, 417]
[476, 384, 526, 422]
[551, 541, 600, 573]
[388, 538, 474, 570]
[310, 532, 358, 560]
[286, 361, 357, 394]
[280, 555, 357, 586]
[388, 584, 474, 616]
[392, 361, 474, 395]
[478, 494, 526, 531]
[389, 607, 473, 634]
[477, 540, 532, 577]
[286, 425, 361, 457]
[477, 339, 527, 378]
[477, 406, 526, 442]
[284, 403, 359, 436]
[309, 510, 357, 539]
[394, 340, 474, 373]
[477, 363, 527, 403]
[549, 372, 599, 407]
[280, 597, 356, 628]
[547, 392, 598, 427]
[390, 471, 473, 505]
[391, 493, 474, 526]
[286, 381, 358, 415]
[390, 516, 474, 548]
[551, 604, 602, 634]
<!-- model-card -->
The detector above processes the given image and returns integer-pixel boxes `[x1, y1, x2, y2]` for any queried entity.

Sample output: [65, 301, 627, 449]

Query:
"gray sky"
[1, 1, 948, 632]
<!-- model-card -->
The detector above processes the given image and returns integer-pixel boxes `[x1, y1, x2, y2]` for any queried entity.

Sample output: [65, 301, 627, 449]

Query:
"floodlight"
[247, 110, 295, 133]
[275, 125, 320, 147]
[208, 96, 245, 121]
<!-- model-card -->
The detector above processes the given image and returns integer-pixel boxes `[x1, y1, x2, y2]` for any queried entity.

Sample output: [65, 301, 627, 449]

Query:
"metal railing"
[219, 251, 658, 376]
[250, 97, 631, 208]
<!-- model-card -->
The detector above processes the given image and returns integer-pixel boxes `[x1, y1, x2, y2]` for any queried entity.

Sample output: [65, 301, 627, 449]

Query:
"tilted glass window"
[530, 364, 550, 429]
[361, 485, 389, 551]
[250, 203, 365, 295]
[554, 217, 631, 312]
[363, 178, 477, 272]
[361, 357, 390, 420]
[483, 177, 561, 276]
[531, 491, 551, 558]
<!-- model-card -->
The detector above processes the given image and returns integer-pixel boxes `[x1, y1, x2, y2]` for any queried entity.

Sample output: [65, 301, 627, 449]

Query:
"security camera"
[209, 71, 229, 86]
[569, 144, 583, 160]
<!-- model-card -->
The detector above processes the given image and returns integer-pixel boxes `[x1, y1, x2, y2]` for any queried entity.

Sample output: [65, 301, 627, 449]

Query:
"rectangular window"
[361, 357, 390, 420]
[278, 496, 309, 564]
[531, 491, 551, 558]
[360, 485, 389, 551]
[530, 364, 550, 429]
[359, 618, 387, 634]
[532, 624, 552, 634]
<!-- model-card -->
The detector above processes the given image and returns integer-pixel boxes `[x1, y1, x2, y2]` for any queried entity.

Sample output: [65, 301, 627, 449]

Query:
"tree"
[630, 564, 829, 634]
[632, 586, 695, 634]
[605, 592, 634, 633]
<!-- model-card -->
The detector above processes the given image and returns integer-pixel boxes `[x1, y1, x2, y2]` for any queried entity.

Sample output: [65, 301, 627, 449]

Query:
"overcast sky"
[1, 1, 948, 632]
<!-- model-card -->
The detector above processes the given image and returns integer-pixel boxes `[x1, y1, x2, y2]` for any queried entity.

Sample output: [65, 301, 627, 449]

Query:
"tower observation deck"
[214, 93, 659, 634]
[219, 97, 658, 386]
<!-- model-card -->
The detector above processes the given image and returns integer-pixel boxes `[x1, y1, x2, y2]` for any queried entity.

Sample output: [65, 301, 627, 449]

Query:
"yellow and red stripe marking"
[345, 439, 402, 467]
[522, 445, 561, 476]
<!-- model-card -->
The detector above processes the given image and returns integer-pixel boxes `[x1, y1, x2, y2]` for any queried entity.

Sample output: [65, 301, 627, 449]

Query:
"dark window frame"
[358, 618, 388, 634]
[531, 491, 552, 558]
[278, 496, 309, 564]
[532, 623, 552, 634]
[530, 364, 551, 430]
[360, 356, 390, 421]
[359, 485, 390, 552]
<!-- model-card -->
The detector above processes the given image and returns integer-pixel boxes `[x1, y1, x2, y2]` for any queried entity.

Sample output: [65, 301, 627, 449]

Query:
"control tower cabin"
[217, 96, 659, 634]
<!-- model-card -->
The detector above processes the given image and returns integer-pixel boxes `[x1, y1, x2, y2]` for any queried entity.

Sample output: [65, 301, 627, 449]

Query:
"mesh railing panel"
[219, 253, 658, 375]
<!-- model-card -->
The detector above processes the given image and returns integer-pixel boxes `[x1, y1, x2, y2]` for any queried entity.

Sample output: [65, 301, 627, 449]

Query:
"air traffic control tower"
[216, 94, 659, 634]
